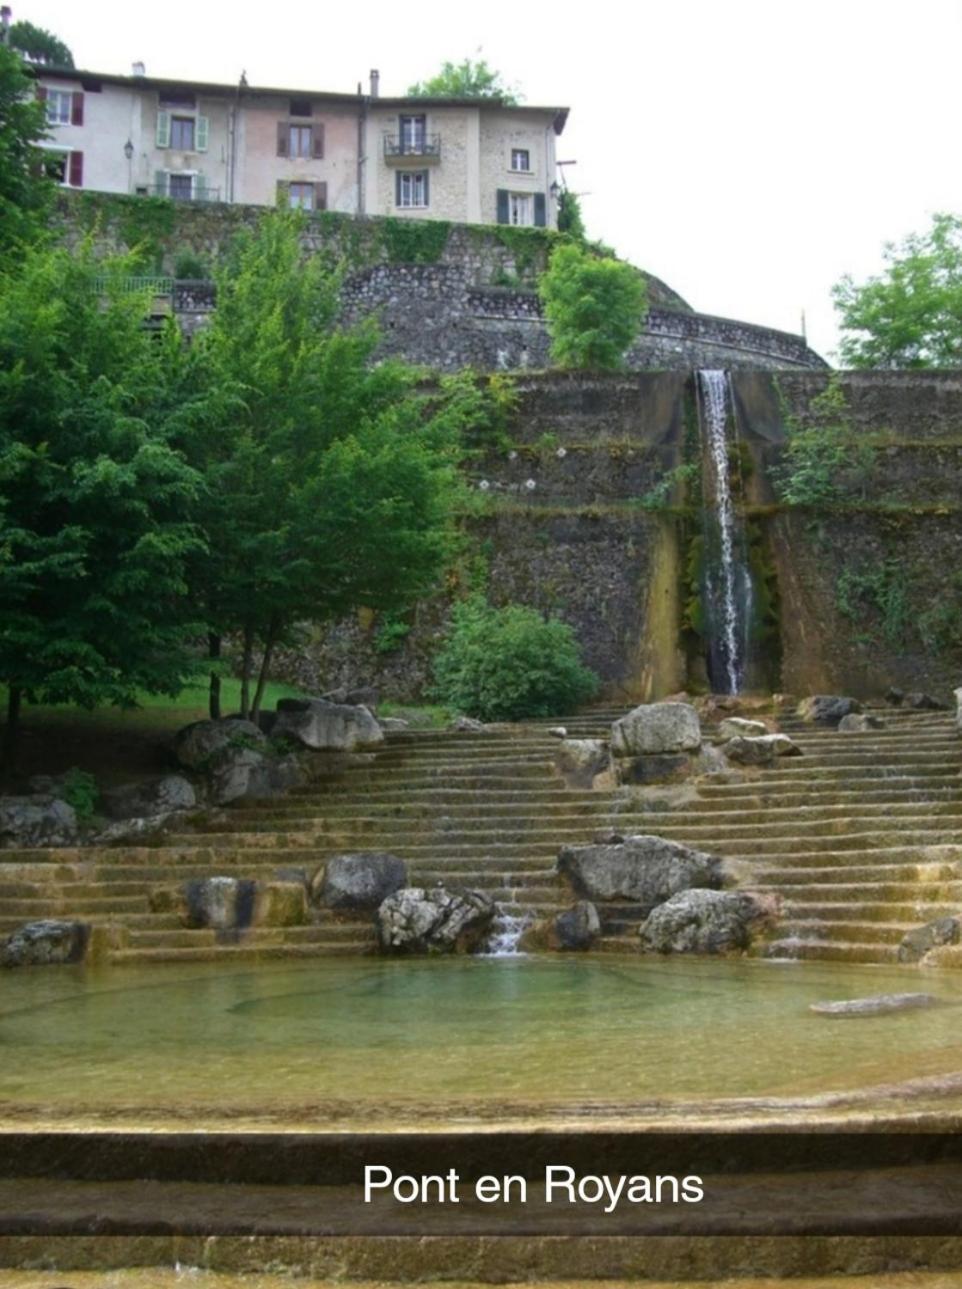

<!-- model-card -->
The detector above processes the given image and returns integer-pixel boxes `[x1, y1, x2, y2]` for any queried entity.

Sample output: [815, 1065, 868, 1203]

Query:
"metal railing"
[142, 183, 222, 203]
[383, 134, 441, 159]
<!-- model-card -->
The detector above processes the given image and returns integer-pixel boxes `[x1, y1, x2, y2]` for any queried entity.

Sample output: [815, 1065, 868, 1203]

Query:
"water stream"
[697, 369, 753, 694]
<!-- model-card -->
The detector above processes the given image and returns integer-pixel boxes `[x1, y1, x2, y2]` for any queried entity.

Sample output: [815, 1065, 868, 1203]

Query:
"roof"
[31, 66, 569, 132]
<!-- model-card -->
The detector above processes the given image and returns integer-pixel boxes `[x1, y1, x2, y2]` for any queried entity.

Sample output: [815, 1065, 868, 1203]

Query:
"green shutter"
[534, 192, 546, 227]
[496, 188, 509, 224]
[154, 169, 167, 196]
[156, 110, 170, 148]
[395, 171, 402, 206]
[196, 116, 209, 152]
[423, 170, 429, 208]
[194, 174, 208, 201]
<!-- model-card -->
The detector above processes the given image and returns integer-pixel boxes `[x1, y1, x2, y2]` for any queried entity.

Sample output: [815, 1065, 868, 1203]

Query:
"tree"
[557, 189, 586, 242]
[538, 243, 648, 369]
[431, 597, 598, 721]
[182, 210, 462, 719]
[8, 19, 74, 67]
[0, 43, 53, 254]
[0, 242, 205, 757]
[833, 213, 962, 368]
[407, 57, 520, 105]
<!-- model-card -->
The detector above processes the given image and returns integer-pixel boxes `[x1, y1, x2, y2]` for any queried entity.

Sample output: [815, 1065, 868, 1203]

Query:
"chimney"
[132, 61, 145, 77]
[0, 8, 12, 44]
[369, 68, 379, 98]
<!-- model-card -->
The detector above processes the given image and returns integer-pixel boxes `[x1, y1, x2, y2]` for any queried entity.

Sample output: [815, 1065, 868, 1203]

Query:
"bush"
[431, 597, 599, 721]
[60, 768, 98, 820]
[173, 250, 208, 279]
[538, 242, 647, 369]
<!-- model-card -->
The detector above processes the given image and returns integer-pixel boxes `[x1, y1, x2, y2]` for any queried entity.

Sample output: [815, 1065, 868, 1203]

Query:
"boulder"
[838, 713, 886, 733]
[547, 726, 568, 739]
[885, 687, 905, 707]
[273, 698, 384, 752]
[717, 717, 769, 740]
[810, 993, 940, 1017]
[611, 702, 701, 757]
[1, 919, 89, 967]
[904, 691, 947, 711]
[0, 795, 78, 849]
[94, 814, 179, 845]
[639, 889, 777, 955]
[173, 718, 266, 771]
[313, 853, 408, 912]
[345, 686, 379, 710]
[520, 901, 601, 953]
[555, 738, 610, 788]
[615, 753, 694, 785]
[449, 715, 487, 733]
[101, 774, 196, 820]
[182, 876, 257, 930]
[557, 834, 725, 915]
[723, 734, 802, 765]
[210, 750, 308, 805]
[796, 696, 862, 726]
[377, 886, 496, 954]
[378, 717, 410, 732]
[897, 916, 961, 964]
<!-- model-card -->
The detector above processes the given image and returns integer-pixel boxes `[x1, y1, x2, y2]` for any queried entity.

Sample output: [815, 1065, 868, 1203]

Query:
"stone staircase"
[0, 705, 959, 965]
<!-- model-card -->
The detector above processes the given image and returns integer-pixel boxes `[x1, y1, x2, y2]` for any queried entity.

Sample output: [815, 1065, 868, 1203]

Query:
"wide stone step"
[752, 880, 962, 901]
[759, 938, 899, 964]
[782, 899, 962, 922]
[773, 919, 915, 945]
[110, 940, 377, 963]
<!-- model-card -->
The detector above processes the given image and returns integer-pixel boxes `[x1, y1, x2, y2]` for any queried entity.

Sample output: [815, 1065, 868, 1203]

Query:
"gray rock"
[449, 715, 487, 733]
[838, 713, 886, 732]
[547, 726, 568, 739]
[717, 717, 769, 740]
[898, 916, 961, 963]
[555, 738, 610, 788]
[723, 734, 802, 765]
[102, 774, 196, 820]
[273, 698, 384, 752]
[557, 834, 725, 914]
[378, 717, 410, 732]
[1, 919, 89, 967]
[885, 687, 905, 707]
[810, 993, 940, 1017]
[639, 889, 776, 955]
[615, 753, 695, 785]
[345, 686, 379, 710]
[553, 900, 601, 950]
[210, 750, 307, 805]
[314, 853, 408, 911]
[905, 691, 947, 711]
[94, 813, 179, 845]
[611, 702, 701, 757]
[172, 718, 266, 771]
[320, 686, 349, 704]
[378, 886, 496, 954]
[796, 695, 862, 726]
[0, 795, 78, 849]
[183, 876, 257, 930]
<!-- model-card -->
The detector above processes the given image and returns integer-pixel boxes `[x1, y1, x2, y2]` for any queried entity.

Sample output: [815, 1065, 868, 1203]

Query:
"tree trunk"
[208, 632, 222, 721]
[251, 618, 279, 721]
[240, 624, 255, 720]
[2, 684, 22, 768]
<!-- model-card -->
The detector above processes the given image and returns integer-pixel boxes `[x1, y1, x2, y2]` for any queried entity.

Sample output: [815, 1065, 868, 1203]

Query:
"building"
[27, 59, 568, 228]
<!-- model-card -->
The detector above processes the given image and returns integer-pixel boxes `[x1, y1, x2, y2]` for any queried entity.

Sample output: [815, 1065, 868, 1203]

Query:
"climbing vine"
[381, 217, 451, 263]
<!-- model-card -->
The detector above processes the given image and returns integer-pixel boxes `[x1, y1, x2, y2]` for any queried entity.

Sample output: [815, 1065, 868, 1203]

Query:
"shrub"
[173, 250, 208, 279]
[538, 242, 648, 369]
[431, 597, 598, 720]
[60, 768, 99, 820]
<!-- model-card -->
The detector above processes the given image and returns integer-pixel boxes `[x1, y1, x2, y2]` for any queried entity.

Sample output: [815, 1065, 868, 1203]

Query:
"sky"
[20, 0, 962, 360]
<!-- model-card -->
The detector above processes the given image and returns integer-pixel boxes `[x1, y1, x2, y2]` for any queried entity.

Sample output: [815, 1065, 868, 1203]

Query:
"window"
[46, 89, 72, 124]
[396, 170, 428, 208]
[168, 173, 193, 200]
[399, 114, 427, 154]
[511, 148, 530, 172]
[288, 182, 315, 211]
[170, 116, 195, 151]
[289, 125, 312, 158]
[290, 98, 312, 117]
[509, 193, 533, 226]
[44, 150, 83, 187]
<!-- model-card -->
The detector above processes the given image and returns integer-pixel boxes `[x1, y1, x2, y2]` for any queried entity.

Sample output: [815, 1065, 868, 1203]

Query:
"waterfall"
[483, 900, 531, 956]
[697, 370, 753, 694]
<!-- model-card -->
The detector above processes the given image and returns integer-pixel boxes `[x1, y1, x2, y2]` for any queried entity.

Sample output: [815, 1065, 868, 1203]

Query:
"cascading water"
[697, 370, 753, 694]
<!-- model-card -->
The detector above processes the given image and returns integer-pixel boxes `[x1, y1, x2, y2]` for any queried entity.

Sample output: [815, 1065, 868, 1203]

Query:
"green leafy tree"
[833, 213, 962, 368]
[431, 597, 598, 721]
[0, 43, 53, 254]
[556, 189, 586, 242]
[0, 242, 205, 757]
[182, 210, 462, 719]
[408, 57, 520, 104]
[539, 242, 648, 369]
[8, 19, 74, 67]
[773, 375, 875, 505]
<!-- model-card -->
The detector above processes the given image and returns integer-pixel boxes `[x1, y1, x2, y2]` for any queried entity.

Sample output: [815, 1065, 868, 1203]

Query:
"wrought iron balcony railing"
[383, 134, 441, 160]
[142, 183, 222, 203]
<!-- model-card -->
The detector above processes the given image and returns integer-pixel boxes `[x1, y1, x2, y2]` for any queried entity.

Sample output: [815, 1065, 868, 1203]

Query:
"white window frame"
[510, 148, 531, 173]
[509, 192, 534, 226]
[399, 113, 427, 153]
[41, 147, 70, 185]
[397, 170, 428, 209]
[166, 171, 196, 200]
[288, 181, 315, 211]
[46, 89, 72, 126]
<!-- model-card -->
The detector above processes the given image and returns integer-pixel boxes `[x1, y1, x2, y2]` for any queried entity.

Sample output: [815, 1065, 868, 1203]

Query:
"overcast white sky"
[22, 0, 962, 360]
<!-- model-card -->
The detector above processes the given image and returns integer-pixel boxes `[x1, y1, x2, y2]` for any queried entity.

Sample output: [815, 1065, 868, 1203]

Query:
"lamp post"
[123, 138, 134, 193]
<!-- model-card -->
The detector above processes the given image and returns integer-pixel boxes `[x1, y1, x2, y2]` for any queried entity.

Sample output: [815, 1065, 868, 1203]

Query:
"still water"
[2, 955, 962, 1125]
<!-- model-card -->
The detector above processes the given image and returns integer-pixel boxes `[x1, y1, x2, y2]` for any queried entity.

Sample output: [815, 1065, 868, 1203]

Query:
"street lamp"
[123, 139, 134, 161]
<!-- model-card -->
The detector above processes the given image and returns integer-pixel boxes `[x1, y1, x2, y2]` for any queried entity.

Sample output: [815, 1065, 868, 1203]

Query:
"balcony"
[383, 134, 441, 164]
[141, 183, 222, 203]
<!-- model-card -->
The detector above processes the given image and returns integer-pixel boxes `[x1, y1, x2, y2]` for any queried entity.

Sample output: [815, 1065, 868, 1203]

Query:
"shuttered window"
[279, 122, 324, 158]
[67, 151, 83, 187]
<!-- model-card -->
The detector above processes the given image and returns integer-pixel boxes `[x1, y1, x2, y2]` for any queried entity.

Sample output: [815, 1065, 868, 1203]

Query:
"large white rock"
[717, 717, 768, 740]
[273, 698, 384, 752]
[610, 703, 702, 757]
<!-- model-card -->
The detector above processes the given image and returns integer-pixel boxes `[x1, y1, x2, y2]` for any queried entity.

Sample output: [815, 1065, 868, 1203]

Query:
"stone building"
[29, 61, 568, 227]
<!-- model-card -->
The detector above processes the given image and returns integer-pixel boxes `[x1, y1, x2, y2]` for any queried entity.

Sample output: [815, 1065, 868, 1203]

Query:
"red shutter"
[276, 122, 289, 157]
[311, 124, 325, 159]
[68, 151, 83, 187]
[71, 91, 84, 125]
[36, 85, 47, 102]
[314, 181, 327, 210]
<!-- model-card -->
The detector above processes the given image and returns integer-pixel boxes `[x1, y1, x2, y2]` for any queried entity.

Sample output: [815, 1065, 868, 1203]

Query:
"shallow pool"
[2, 955, 962, 1127]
